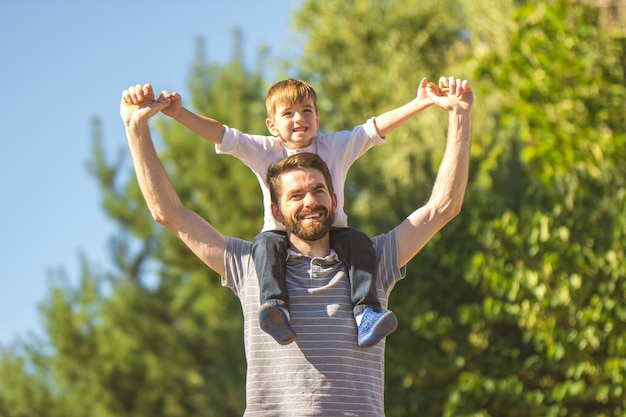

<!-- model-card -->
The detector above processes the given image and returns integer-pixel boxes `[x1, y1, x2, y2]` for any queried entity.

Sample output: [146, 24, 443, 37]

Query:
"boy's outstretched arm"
[158, 90, 226, 145]
[372, 77, 434, 138]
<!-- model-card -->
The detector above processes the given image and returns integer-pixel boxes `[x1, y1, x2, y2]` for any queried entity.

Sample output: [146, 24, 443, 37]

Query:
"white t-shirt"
[216, 118, 385, 231]
[221, 228, 406, 416]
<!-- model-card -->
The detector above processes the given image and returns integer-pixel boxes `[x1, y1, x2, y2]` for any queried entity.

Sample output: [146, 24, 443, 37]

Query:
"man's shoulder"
[223, 236, 254, 277]
[225, 236, 253, 254]
[371, 229, 396, 252]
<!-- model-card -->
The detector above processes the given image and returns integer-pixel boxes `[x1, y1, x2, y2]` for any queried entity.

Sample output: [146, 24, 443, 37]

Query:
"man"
[120, 77, 473, 416]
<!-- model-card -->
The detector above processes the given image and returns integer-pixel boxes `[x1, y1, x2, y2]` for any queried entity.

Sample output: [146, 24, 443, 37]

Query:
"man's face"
[273, 167, 336, 241]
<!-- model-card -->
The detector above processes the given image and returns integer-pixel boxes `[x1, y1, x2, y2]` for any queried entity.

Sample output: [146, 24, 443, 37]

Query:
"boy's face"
[266, 98, 319, 149]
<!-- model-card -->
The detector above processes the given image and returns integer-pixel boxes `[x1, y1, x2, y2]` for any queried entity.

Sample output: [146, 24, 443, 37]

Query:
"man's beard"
[282, 206, 333, 241]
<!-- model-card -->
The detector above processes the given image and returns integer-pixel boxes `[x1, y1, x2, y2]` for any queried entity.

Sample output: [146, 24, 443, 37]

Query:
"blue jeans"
[251, 227, 381, 316]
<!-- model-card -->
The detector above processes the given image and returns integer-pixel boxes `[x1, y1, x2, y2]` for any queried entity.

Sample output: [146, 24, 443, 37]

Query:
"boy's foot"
[259, 303, 296, 345]
[357, 307, 398, 347]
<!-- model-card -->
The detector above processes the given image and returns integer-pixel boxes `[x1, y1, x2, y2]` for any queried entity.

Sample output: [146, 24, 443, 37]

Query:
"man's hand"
[426, 77, 474, 112]
[120, 83, 166, 127]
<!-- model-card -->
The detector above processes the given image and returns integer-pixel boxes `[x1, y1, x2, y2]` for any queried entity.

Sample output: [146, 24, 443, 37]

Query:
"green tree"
[0, 33, 268, 417]
[448, 1, 626, 416]
[294, 0, 626, 416]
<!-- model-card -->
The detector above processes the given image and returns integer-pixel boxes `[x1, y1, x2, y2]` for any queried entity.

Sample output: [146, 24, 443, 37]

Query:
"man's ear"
[332, 192, 338, 212]
[271, 202, 284, 223]
[266, 117, 279, 136]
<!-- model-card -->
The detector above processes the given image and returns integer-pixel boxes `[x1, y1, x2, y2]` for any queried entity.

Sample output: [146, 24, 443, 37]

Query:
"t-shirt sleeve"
[323, 117, 386, 164]
[372, 228, 407, 296]
[221, 236, 255, 297]
[215, 125, 279, 173]
[363, 117, 386, 143]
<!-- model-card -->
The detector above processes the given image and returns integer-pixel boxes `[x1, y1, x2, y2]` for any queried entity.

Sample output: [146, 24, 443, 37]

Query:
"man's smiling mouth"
[299, 211, 324, 220]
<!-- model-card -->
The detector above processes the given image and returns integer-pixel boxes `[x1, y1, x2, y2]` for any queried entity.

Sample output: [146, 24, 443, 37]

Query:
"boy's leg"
[329, 227, 381, 314]
[330, 227, 398, 348]
[252, 230, 295, 345]
[252, 230, 289, 309]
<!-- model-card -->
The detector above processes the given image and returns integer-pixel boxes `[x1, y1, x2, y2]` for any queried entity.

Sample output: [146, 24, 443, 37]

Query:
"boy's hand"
[415, 77, 434, 109]
[159, 90, 183, 119]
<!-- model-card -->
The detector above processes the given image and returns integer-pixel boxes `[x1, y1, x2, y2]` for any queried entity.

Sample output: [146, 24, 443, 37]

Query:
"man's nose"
[303, 192, 317, 206]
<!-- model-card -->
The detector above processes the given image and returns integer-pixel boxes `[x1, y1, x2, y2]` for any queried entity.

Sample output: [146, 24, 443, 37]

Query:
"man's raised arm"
[121, 83, 226, 276]
[395, 77, 474, 268]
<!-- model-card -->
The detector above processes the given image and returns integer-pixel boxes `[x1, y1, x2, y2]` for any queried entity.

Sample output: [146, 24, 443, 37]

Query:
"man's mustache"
[296, 207, 329, 220]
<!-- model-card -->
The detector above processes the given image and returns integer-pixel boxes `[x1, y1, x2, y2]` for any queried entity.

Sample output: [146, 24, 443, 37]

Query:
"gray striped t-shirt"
[222, 229, 406, 416]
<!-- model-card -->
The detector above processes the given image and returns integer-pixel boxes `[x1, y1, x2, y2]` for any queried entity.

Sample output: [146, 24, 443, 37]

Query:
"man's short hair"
[265, 79, 318, 119]
[266, 153, 334, 204]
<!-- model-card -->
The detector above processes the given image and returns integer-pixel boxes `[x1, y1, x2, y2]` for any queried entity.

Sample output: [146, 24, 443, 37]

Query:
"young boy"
[158, 78, 433, 347]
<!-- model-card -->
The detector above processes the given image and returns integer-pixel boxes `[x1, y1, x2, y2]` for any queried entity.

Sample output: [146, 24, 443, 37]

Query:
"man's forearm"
[428, 107, 472, 217]
[125, 120, 185, 227]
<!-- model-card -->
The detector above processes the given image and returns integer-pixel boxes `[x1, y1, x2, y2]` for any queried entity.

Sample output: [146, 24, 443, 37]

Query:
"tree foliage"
[0, 35, 267, 417]
[445, 1, 626, 416]
[1, 1, 625, 416]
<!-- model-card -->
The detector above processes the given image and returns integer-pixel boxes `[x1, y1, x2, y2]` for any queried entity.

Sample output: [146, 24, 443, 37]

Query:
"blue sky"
[0, 1, 295, 346]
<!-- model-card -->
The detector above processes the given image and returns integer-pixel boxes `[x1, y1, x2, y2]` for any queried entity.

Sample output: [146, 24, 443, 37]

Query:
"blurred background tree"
[1, 1, 624, 416]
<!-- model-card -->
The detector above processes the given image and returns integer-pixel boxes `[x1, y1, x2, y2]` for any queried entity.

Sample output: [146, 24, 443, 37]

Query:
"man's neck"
[287, 233, 331, 258]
